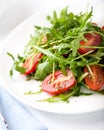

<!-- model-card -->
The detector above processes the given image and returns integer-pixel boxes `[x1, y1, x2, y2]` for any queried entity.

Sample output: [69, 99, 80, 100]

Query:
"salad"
[8, 7, 104, 103]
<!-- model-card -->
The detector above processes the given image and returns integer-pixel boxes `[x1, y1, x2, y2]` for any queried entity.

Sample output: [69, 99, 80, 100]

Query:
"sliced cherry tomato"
[101, 26, 104, 30]
[91, 22, 98, 26]
[42, 70, 76, 95]
[78, 33, 101, 54]
[42, 35, 47, 44]
[84, 65, 104, 91]
[22, 53, 42, 75]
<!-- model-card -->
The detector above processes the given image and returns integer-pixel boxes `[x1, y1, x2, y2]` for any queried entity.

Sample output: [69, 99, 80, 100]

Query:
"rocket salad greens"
[8, 7, 104, 103]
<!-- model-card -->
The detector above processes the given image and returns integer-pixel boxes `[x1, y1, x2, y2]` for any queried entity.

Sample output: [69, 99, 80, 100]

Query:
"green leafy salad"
[8, 7, 104, 103]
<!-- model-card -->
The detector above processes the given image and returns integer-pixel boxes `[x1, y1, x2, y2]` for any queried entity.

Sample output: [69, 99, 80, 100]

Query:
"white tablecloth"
[0, 0, 104, 130]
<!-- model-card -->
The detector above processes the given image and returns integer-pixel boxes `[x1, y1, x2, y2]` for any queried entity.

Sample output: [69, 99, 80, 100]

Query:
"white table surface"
[0, 0, 104, 130]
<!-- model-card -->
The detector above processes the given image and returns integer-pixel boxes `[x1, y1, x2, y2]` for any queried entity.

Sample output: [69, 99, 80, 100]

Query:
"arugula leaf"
[35, 60, 53, 80]
[7, 52, 26, 77]
[7, 52, 15, 61]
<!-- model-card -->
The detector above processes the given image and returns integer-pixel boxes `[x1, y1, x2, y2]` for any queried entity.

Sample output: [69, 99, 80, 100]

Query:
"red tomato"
[42, 70, 76, 95]
[78, 33, 101, 54]
[101, 26, 104, 30]
[42, 35, 47, 44]
[22, 53, 42, 75]
[84, 65, 104, 91]
[91, 22, 98, 26]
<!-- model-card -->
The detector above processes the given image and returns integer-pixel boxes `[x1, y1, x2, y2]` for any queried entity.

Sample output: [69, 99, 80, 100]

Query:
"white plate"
[0, 9, 104, 114]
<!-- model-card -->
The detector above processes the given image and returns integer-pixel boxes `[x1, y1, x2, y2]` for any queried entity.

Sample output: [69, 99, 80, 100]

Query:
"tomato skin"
[42, 70, 76, 95]
[78, 33, 101, 54]
[42, 35, 47, 44]
[101, 26, 104, 30]
[91, 22, 98, 26]
[22, 53, 42, 75]
[84, 65, 104, 91]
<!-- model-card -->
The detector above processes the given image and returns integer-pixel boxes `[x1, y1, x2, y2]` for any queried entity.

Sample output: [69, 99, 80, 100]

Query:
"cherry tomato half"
[78, 33, 101, 54]
[42, 35, 47, 44]
[91, 22, 98, 26]
[22, 53, 42, 75]
[84, 65, 104, 91]
[42, 70, 76, 95]
[101, 26, 104, 30]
